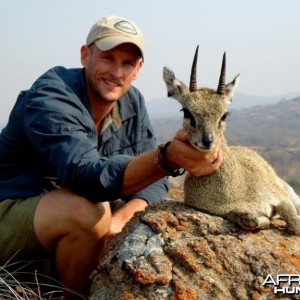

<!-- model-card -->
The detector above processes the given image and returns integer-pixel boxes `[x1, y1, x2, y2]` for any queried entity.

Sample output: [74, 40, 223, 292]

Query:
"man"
[0, 15, 222, 298]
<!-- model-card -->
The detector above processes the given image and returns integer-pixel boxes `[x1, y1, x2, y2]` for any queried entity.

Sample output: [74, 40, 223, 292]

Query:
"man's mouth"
[103, 79, 121, 87]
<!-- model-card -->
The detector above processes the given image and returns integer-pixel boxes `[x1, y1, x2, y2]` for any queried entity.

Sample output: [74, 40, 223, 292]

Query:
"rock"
[89, 201, 300, 300]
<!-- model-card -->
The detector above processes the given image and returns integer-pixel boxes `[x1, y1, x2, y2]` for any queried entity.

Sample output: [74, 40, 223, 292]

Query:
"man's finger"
[211, 149, 223, 168]
[174, 129, 188, 141]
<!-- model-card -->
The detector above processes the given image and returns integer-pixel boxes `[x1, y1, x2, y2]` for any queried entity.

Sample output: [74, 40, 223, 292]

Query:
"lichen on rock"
[90, 201, 300, 300]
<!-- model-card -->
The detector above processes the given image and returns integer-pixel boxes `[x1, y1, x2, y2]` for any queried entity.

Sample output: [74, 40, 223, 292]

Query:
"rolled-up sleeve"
[125, 123, 169, 205]
[129, 179, 169, 206]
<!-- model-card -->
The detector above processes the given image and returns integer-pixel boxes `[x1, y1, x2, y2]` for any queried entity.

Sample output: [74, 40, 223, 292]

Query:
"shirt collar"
[101, 103, 122, 133]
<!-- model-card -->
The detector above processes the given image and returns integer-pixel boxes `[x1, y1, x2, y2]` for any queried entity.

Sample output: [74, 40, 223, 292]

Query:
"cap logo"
[114, 21, 137, 35]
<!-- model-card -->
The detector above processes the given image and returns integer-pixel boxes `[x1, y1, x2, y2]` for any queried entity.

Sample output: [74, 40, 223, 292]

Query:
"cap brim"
[95, 36, 144, 60]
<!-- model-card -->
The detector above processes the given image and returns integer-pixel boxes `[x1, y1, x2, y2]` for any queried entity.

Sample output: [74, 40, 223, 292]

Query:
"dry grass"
[0, 264, 62, 299]
[0, 256, 85, 300]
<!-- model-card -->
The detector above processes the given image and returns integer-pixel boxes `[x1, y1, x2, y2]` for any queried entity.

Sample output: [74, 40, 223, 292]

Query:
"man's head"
[86, 15, 144, 61]
[81, 16, 144, 103]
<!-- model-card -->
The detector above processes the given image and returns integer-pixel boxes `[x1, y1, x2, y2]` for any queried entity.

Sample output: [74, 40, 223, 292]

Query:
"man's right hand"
[166, 129, 223, 177]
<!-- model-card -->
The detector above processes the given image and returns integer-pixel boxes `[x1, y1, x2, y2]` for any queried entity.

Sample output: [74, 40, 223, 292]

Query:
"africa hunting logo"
[263, 274, 300, 295]
[114, 21, 137, 35]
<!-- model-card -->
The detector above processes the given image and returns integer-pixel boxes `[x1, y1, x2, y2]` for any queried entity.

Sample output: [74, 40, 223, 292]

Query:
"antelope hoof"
[227, 212, 260, 230]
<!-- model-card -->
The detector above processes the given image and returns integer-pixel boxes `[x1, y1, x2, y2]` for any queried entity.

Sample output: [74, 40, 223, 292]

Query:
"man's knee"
[77, 201, 112, 237]
[34, 188, 112, 250]
[70, 197, 112, 232]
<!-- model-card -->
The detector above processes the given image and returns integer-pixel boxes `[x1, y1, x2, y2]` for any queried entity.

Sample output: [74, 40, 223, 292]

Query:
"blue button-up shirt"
[0, 66, 169, 205]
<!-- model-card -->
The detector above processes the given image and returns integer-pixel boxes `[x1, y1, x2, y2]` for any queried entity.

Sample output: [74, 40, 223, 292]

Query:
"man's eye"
[124, 61, 135, 67]
[102, 56, 112, 62]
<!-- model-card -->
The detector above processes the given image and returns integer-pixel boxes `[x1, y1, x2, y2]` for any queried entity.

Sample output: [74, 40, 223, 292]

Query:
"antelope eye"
[181, 108, 196, 128]
[220, 112, 230, 122]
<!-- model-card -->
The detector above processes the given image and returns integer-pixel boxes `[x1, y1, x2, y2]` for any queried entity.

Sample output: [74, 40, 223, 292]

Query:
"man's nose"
[110, 63, 124, 78]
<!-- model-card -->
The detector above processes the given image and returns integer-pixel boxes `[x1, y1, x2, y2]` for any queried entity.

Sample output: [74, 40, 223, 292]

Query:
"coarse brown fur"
[163, 48, 300, 235]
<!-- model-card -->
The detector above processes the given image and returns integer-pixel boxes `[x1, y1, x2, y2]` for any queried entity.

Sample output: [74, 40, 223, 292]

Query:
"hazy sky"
[1, 0, 299, 123]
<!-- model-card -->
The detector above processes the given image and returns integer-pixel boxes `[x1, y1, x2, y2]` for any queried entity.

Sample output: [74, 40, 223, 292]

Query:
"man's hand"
[167, 129, 223, 177]
[122, 129, 222, 197]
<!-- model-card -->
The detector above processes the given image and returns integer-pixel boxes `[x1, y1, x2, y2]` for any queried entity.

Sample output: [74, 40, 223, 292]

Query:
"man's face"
[81, 43, 143, 103]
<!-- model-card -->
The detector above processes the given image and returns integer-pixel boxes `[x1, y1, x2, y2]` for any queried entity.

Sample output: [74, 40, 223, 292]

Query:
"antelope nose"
[202, 134, 214, 148]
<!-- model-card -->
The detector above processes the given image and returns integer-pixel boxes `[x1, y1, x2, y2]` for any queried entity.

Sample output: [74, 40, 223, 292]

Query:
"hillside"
[227, 97, 300, 147]
[147, 96, 300, 194]
[227, 97, 300, 191]
[145, 92, 292, 141]
[1, 95, 299, 194]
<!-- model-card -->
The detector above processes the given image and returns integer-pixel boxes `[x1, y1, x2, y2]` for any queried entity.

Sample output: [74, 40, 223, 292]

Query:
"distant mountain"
[147, 95, 300, 147]
[226, 96, 300, 194]
[145, 92, 300, 120]
[145, 93, 293, 141]
[146, 93, 300, 140]
[231, 92, 281, 110]
[226, 97, 300, 147]
[147, 96, 300, 193]
[146, 97, 182, 120]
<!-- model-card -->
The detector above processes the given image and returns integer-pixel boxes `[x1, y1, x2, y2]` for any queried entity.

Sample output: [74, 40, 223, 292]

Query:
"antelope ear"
[163, 66, 189, 104]
[225, 74, 240, 102]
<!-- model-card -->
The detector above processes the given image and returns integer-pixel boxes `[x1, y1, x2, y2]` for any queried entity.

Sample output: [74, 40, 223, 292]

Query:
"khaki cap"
[86, 15, 144, 60]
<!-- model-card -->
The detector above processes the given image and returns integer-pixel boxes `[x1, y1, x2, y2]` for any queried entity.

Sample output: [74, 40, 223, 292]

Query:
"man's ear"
[132, 59, 144, 80]
[80, 45, 89, 67]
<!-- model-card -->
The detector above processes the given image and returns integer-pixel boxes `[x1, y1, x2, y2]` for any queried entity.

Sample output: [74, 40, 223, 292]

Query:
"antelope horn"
[189, 45, 199, 92]
[217, 52, 226, 95]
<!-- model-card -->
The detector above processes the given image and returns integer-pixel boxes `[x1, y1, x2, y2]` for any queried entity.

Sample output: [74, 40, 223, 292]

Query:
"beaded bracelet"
[158, 142, 185, 177]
